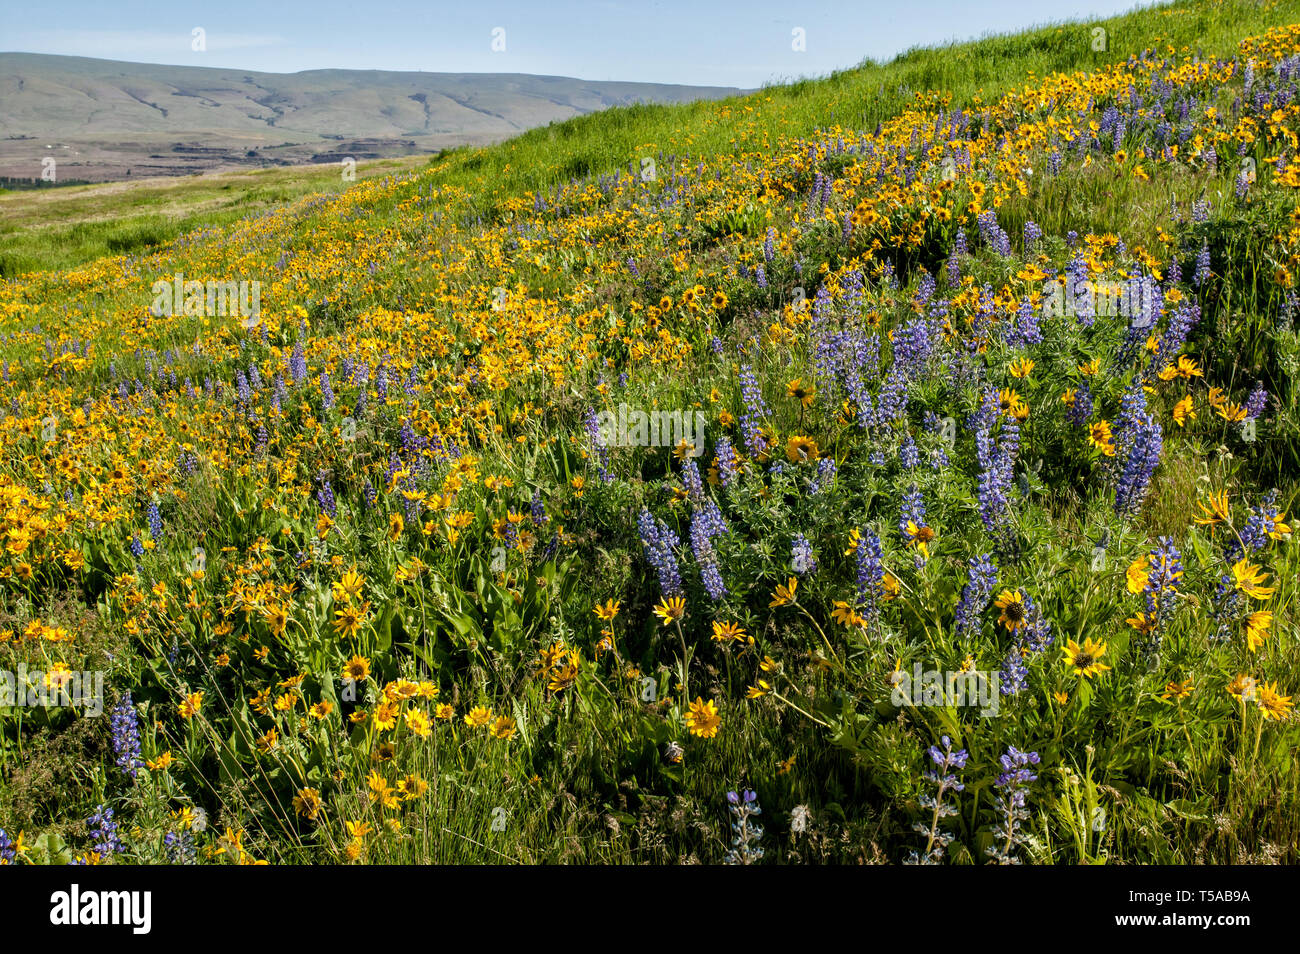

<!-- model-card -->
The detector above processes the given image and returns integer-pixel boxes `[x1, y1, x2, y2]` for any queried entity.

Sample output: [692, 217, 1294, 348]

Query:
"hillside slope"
[1, 0, 1300, 867]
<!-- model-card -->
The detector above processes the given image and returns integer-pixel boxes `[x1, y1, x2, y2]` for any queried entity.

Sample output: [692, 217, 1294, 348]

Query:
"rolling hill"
[0, 53, 745, 182]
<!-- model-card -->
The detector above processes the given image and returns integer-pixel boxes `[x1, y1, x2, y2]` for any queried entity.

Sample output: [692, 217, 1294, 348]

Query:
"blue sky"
[3, 0, 1145, 87]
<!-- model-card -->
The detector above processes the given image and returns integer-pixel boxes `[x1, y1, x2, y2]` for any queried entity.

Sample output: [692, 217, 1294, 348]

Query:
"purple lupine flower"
[1238, 490, 1282, 556]
[899, 485, 926, 537]
[853, 527, 885, 619]
[723, 788, 764, 865]
[738, 364, 770, 459]
[995, 747, 1040, 788]
[1010, 296, 1041, 346]
[988, 748, 1040, 856]
[713, 435, 739, 487]
[1114, 412, 1162, 516]
[288, 342, 307, 383]
[1065, 382, 1093, 426]
[1245, 383, 1268, 420]
[583, 407, 612, 483]
[689, 511, 727, 600]
[1150, 300, 1200, 380]
[953, 553, 998, 636]
[681, 458, 705, 503]
[1023, 220, 1043, 254]
[907, 735, 969, 865]
[110, 692, 144, 779]
[164, 829, 197, 864]
[320, 371, 335, 410]
[88, 805, 126, 858]
[1066, 254, 1094, 327]
[1113, 379, 1150, 457]
[808, 455, 836, 493]
[899, 434, 919, 470]
[317, 476, 337, 518]
[1138, 537, 1183, 645]
[999, 646, 1030, 696]
[974, 389, 1019, 532]
[637, 508, 683, 597]
[791, 533, 817, 576]
[1194, 241, 1212, 287]
[146, 501, 163, 541]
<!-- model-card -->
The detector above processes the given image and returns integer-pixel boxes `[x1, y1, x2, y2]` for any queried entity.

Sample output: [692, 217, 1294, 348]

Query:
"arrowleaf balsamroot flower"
[1062, 637, 1111, 678]
[653, 596, 687, 626]
[1231, 558, 1276, 600]
[769, 576, 798, 608]
[685, 697, 721, 738]
[994, 589, 1028, 633]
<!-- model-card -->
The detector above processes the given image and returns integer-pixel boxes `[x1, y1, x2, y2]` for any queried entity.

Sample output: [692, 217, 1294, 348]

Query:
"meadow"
[1, 0, 1299, 865]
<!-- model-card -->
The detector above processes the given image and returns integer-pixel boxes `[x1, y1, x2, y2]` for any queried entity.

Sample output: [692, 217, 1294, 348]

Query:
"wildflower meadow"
[2, 0, 1300, 874]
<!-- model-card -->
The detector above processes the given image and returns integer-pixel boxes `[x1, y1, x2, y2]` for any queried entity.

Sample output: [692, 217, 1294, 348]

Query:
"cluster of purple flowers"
[1235, 490, 1283, 558]
[688, 499, 728, 600]
[987, 747, 1040, 865]
[973, 389, 1019, 534]
[713, 435, 739, 487]
[316, 475, 337, 519]
[583, 407, 612, 483]
[1114, 412, 1163, 516]
[88, 805, 126, 858]
[976, 210, 1012, 256]
[1244, 383, 1268, 420]
[145, 501, 163, 541]
[1139, 537, 1184, 654]
[791, 533, 817, 576]
[853, 528, 886, 621]
[723, 789, 765, 865]
[637, 508, 683, 597]
[1023, 220, 1043, 253]
[808, 456, 836, 494]
[164, 829, 197, 865]
[907, 736, 968, 865]
[111, 691, 144, 779]
[953, 553, 998, 636]
[738, 364, 770, 458]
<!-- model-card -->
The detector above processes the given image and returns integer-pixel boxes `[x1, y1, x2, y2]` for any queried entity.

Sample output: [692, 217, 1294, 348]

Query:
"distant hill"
[0, 53, 745, 182]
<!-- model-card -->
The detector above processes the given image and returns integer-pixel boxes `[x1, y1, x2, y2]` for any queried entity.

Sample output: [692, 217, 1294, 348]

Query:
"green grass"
[0, 157, 428, 277]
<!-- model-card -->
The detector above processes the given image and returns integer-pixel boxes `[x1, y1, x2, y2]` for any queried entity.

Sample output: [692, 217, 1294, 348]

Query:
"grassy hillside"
[0, 157, 428, 277]
[2, 0, 1300, 866]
